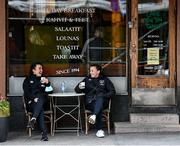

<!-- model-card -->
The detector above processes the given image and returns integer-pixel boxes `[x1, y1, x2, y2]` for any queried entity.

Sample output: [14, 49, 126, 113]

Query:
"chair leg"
[50, 114, 53, 136]
[107, 114, 110, 134]
[28, 127, 32, 137]
[28, 115, 32, 137]
[85, 113, 88, 135]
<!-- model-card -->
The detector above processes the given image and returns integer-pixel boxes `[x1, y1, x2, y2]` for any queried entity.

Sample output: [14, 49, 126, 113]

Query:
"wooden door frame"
[129, 0, 177, 106]
[130, 0, 138, 88]
[169, 0, 176, 87]
[0, 0, 6, 96]
[130, 0, 176, 88]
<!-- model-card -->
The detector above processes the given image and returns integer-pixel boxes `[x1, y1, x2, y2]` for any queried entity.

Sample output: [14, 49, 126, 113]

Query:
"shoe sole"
[41, 138, 48, 141]
[88, 116, 96, 124]
[96, 134, 105, 138]
[97, 136, 105, 138]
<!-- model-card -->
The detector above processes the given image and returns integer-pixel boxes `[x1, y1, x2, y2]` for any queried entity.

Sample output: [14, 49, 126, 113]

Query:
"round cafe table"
[48, 92, 84, 136]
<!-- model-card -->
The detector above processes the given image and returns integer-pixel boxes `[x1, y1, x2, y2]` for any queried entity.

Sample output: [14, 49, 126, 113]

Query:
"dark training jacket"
[75, 75, 116, 104]
[23, 74, 52, 105]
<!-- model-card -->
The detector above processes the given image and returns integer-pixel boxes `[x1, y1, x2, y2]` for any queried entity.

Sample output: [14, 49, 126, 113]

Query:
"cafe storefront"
[0, 0, 180, 132]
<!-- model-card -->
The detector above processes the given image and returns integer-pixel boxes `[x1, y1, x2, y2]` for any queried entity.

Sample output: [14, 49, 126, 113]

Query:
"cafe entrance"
[129, 0, 176, 106]
[113, 0, 180, 133]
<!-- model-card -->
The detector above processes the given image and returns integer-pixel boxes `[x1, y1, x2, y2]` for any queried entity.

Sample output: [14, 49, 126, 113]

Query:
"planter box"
[0, 117, 9, 142]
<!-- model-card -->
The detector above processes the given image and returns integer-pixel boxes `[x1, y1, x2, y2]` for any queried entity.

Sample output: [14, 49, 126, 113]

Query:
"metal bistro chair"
[84, 99, 111, 135]
[22, 96, 53, 137]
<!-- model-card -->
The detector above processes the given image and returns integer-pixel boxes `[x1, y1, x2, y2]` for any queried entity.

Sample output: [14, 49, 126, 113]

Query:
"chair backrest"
[22, 96, 28, 115]
[107, 99, 111, 110]
[103, 98, 111, 113]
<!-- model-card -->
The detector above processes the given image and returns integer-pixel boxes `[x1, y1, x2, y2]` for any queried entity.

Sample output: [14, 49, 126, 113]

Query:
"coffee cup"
[40, 77, 46, 83]
[79, 82, 85, 89]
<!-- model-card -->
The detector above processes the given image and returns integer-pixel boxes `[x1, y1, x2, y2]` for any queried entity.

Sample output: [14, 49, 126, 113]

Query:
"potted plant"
[0, 94, 10, 142]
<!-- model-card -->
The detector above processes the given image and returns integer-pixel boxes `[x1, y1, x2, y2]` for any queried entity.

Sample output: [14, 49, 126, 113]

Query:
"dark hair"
[29, 62, 43, 75]
[90, 64, 102, 73]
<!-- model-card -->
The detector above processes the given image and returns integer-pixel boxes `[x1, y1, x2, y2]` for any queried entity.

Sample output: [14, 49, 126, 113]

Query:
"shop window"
[8, 0, 127, 77]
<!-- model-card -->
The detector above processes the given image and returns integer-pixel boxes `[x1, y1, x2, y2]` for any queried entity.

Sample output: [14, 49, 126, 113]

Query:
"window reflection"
[8, 0, 127, 77]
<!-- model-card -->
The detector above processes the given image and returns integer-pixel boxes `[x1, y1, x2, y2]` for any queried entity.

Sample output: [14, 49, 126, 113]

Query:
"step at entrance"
[114, 122, 180, 133]
[114, 113, 180, 133]
[130, 113, 179, 124]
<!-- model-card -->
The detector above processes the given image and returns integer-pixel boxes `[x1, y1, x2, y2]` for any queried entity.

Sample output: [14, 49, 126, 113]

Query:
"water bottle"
[61, 81, 65, 93]
[159, 65, 163, 75]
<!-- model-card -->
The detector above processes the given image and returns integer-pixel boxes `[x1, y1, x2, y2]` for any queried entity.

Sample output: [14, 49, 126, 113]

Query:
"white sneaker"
[96, 130, 105, 138]
[88, 115, 96, 124]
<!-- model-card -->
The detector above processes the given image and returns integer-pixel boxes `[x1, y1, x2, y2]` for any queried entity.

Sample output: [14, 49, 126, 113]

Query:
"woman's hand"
[41, 77, 49, 84]
[79, 82, 85, 89]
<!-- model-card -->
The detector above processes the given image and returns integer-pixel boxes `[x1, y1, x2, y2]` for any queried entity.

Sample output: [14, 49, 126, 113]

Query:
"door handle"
[130, 42, 137, 59]
[131, 43, 136, 52]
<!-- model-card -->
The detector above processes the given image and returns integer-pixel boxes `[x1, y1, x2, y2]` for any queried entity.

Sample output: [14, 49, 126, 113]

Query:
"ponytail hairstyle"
[90, 64, 102, 75]
[29, 62, 43, 75]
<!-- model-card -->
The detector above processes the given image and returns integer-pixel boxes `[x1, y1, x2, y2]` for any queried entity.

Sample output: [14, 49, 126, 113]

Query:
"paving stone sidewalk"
[1, 131, 180, 145]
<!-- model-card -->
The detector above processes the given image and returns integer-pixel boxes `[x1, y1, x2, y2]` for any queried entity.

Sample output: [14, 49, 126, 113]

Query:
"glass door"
[130, 0, 176, 105]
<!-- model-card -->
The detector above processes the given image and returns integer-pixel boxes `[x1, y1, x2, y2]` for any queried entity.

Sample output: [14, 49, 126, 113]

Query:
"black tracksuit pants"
[27, 93, 47, 133]
[86, 97, 109, 130]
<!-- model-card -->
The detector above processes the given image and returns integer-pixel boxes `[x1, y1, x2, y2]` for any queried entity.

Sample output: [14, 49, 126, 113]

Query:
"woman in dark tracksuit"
[75, 64, 116, 138]
[23, 62, 53, 141]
